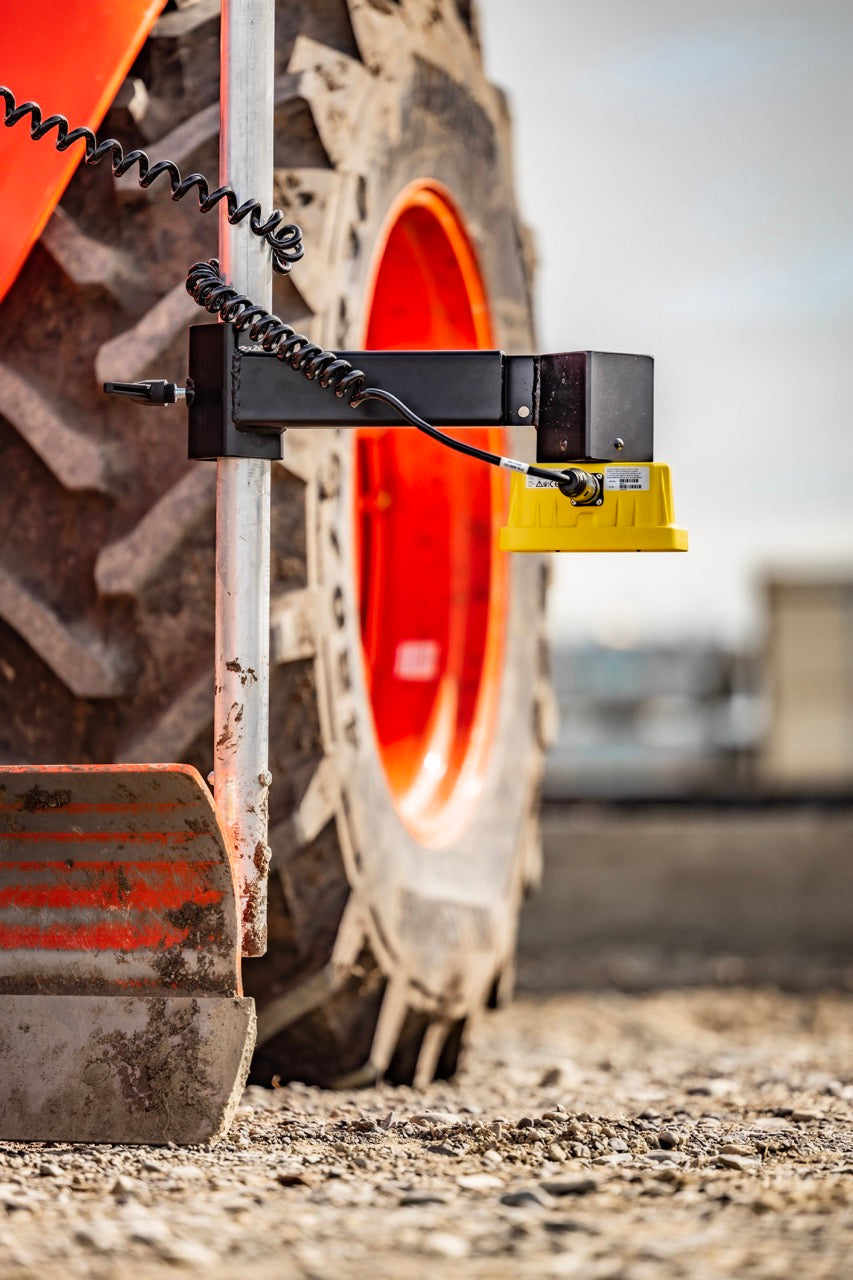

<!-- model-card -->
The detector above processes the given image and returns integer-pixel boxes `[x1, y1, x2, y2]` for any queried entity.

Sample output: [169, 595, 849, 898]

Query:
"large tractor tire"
[0, 0, 551, 1087]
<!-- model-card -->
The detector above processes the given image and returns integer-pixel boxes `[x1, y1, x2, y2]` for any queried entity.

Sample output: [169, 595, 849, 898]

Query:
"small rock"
[657, 1131, 680, 1150]
[706, 1078, 738, 1097]
[540, 1177, 597, 1197]
[276, 1171, 308, 1187]
[457, 1173, 503, 1191]
[125, 1215, 171, 1247]
[424, 1232, 469, 1260]
[548, 1143, 568, 1161]
[791, 1110, 820, 1122]
[719, 1143, 754, 1157]
[156, 1239, 218, 1267]
[399, 1192, 448, 1206]
[74, 1219, 122, 1253]
[411, 1112, 460, 1128]
[752, 1191, 785, 1213]
[748, 1117, 792, 1133]
[646, 1150, 687, 1164]
[716, 1153, 760, 1172]
[543, 1218, 596, 1235]
[169, 1164, 205, 1180]
[539, 1067, 562, 1088]
[610, 1137, 629, 1152]
[111, 1176, 134, 1200]
[500, 1187, 551, 1208]
[37, 1163, 62, 1178]
[483, 1150, 503, 1167]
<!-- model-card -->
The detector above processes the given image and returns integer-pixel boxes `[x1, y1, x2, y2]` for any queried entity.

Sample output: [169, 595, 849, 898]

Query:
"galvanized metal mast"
[215, 0, 274, 955]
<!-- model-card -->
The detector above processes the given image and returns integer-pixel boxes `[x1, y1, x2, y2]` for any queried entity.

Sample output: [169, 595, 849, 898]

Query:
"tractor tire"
[0, 0, 552, 1087]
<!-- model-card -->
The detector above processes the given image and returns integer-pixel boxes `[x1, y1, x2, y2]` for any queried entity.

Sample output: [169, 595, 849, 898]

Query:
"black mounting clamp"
[124, 323, 654, 465]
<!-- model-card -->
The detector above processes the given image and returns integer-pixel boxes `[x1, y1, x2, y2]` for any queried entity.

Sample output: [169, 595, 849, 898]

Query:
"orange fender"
[0, 0, 167, 303]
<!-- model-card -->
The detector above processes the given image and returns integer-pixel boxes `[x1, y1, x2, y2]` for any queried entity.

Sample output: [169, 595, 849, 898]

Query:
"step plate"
[0, 993, 254, 1144]
[0, 765, 255, 1143]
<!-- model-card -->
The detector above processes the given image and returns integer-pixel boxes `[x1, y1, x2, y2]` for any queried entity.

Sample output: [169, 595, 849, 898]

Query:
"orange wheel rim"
[355, 182, 509, 848]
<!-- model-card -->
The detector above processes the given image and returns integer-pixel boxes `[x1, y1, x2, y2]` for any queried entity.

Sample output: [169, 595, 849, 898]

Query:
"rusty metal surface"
[0, 993, 255, 1143]
[0, 765, 242, 996]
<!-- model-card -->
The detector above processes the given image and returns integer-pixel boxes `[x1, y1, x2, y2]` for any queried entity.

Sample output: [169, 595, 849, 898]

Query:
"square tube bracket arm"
[185, 323, 654, 464]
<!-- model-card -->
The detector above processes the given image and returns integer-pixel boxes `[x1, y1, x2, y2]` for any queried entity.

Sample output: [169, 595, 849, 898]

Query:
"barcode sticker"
[604, 466, 650, 492]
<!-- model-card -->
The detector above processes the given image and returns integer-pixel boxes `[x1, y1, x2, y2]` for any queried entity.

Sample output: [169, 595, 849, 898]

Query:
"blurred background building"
[761, 576, 853, 788]
[545, 574, 853, 799]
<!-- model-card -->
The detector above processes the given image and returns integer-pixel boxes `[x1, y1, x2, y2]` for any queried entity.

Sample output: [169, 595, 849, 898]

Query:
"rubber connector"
[557, 467, 602, 505]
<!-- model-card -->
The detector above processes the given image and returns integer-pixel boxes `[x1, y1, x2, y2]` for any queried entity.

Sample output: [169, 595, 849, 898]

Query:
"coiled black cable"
[0, 86, 302, 274]
[186, 259, 367, 401]
[187, 260, 572, 483]
[2, 86, 570, 484]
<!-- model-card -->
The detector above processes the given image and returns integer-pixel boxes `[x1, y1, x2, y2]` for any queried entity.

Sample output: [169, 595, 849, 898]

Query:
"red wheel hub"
[356, 183, 508, 848]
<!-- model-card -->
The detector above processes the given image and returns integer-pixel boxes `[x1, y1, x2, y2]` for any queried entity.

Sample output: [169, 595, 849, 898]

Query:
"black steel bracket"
[186, 323, 654, 464]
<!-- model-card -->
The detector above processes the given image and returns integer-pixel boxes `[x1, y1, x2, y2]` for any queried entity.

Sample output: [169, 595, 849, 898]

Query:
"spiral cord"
[2, 86, 563, 482]
[186, 260, 368, 402]
[0, 86, 303, 274]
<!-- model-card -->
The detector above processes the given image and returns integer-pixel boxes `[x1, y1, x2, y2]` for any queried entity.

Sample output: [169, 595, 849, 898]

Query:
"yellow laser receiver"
[500, 461, 688, 553]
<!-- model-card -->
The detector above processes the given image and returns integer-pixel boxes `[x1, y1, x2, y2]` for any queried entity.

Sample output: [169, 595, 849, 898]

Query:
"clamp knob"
[103, 379, 191, 406]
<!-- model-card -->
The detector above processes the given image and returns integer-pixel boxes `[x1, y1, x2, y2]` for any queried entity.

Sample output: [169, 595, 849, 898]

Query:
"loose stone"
[540, 1177, 598, 1197]
[716, 1153, 760, 1172]
[458, 1173, 503, 1191]
[500, 1187, 551, 1208]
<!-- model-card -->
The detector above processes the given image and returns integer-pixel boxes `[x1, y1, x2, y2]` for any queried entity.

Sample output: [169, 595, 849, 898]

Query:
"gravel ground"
[0, 988, 850, 1279]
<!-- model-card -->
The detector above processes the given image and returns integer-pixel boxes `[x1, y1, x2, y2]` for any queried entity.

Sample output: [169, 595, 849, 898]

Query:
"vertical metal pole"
[215, 0, 274, 956]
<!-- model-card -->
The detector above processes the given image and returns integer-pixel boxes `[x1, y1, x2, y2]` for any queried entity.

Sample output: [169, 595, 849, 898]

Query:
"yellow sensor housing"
[500, 461, 688, 553]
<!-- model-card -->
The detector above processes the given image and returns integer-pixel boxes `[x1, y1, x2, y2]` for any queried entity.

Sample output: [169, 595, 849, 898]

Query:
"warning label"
[525, 475, 560, 489]
[604, 466, 650, 492]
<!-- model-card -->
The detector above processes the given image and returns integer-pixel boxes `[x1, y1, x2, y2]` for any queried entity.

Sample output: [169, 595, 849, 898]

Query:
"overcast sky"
[479, 0, 853, 646]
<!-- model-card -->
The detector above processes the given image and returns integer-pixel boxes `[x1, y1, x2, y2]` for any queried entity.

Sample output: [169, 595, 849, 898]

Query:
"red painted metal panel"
[0, 0, 168, 303]
[0, 861, 222, 910]
[0, 765, 242, 996]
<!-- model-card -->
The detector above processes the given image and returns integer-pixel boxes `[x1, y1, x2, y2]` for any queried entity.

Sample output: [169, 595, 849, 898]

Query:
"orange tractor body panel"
[0, 0, 167, 303]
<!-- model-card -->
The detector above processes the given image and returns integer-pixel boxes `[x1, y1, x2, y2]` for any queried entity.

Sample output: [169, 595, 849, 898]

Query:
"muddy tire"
[0, 0, 550, 1086]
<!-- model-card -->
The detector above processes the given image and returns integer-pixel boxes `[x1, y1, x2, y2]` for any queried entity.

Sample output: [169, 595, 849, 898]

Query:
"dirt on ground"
[0, 988, 850, 1279]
